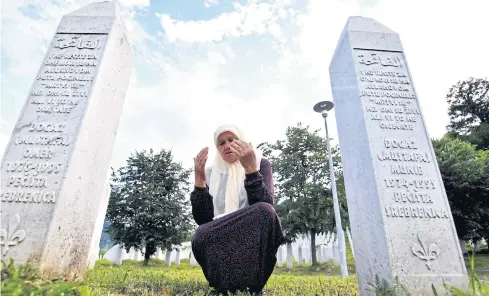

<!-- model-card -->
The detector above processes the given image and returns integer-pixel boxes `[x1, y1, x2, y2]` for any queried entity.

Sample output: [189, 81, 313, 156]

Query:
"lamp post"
[313, 100, 348, 277]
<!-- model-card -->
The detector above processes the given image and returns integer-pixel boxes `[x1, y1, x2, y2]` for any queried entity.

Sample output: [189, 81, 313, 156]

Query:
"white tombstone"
[277, 246, 284, 267]
[115, 246, 124, 265]
[329, 16, 468, 294]
[87, 171, 111, 268]
[0, 1, 133, 279]
[87, 245, 100, 268]
[297, 246, 303, 267]
[165, 248, 172, 266]
[175, 249, 181, 265]
[179, 241, 191, 260]
[155, 248, 163, 260]
[190, 251, 198, 266]
[316, 246, 322, 263]
[306, 247, 312, 265]
[325, 242, 333, 262]
[319, 245, 326, 262]
[292, 243, 299, 263]
[103, 244, 121, 264]
[286, 243, 293, 269]
[315, 246, 321, 263]
[346, 227, 355, 259]
[123, 248, 132, 261]
[333, 240, 340, 265]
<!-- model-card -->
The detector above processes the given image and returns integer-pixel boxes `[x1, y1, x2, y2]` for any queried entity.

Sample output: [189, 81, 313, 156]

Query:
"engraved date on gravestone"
[353, 50, 453, 221]
[1, 33, 107, 209]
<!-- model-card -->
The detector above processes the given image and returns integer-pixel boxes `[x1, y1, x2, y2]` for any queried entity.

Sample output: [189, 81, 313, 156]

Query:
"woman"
[190, 124, 285, 295]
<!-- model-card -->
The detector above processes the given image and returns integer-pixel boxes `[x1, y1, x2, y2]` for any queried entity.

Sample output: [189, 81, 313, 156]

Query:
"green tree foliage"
[258, 123, 348, 265]
[446, 77, 489, 150]
[106, 148, 194, 265]
[432, 135, 489, 243]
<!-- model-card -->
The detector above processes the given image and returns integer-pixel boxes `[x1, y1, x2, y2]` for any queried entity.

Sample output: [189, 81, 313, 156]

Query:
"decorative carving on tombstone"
[0, 214, 26, 256]
[411, 231, 440, 271]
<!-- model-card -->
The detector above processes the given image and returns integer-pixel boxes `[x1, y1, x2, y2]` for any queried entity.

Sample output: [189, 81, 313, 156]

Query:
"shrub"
[1, 258, 89, 296]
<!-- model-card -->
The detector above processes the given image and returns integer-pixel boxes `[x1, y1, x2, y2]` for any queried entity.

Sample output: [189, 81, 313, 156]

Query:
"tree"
[258, 123, 349, 265]
[446, 77, 489, 150]
[432, 135, 489, 244]
[106, 148, 194, 265]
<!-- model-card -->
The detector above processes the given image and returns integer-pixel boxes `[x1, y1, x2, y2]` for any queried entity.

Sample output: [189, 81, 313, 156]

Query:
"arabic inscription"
[54, 36, 102, 50]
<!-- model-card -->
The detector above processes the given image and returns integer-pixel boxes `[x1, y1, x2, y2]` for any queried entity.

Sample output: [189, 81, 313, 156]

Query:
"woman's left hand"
[230, 140, 258, 174]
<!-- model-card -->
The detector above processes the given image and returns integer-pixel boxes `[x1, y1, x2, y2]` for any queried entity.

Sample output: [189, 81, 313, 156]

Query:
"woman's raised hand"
[230, 140, 258, 174]
[194, 147, 208, 188]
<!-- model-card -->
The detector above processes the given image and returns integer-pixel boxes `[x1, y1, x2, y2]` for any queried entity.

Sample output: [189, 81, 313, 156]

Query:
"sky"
[1, 0, 488, 173]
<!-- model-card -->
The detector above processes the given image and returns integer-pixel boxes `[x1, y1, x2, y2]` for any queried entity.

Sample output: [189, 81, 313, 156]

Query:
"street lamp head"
[313, 101, 334, 117]
[313, 101, 334, 113]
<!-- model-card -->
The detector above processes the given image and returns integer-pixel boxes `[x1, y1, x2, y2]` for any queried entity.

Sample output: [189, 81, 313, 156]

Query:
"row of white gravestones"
[0, 1, 133, 280]
[329, 16, 468, 294]
[276, 230, 354, 269]
[101, 230, 356, 269]
[103, 242, 192, 265]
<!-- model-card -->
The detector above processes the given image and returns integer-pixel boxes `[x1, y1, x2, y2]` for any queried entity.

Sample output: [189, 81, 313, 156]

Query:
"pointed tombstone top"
[345, 16, 396, 34]
[66, 1, 117, 17]
[330, 16, 403, 68]
[57, 1, 125, 34]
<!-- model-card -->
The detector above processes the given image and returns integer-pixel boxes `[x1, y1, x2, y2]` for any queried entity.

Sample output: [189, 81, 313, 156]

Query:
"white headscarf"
[208, 124, 262, 218]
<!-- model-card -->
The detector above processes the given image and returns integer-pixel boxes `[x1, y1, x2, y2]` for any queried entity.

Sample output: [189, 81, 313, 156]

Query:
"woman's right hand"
[194, 147, 208, 188]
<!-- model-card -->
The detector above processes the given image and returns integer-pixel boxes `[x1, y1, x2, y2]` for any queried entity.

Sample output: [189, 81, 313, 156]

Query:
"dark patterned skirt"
[191, 202, 285, 295]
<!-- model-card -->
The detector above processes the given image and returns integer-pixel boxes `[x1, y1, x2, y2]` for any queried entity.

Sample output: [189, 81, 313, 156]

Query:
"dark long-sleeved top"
[190, 158, 275, 225]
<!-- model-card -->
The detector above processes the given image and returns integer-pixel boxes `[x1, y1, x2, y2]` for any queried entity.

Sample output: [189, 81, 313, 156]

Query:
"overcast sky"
[1, 0, 488, 172]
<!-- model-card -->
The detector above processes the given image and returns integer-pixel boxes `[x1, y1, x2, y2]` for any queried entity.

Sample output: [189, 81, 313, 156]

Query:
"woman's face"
[217, 131, 239, 163]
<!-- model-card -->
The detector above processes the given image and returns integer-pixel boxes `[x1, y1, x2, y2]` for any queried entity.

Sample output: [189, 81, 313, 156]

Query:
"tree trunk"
[310, 229, 317, 265]
[143, 242, 156, 266]
[143, 251, 151, 266]
[473, 240, 480, 252]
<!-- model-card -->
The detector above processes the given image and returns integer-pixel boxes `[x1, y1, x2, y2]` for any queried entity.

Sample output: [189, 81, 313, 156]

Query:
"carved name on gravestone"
[329, 16, 467, 294]
[0, 1, 132, 279]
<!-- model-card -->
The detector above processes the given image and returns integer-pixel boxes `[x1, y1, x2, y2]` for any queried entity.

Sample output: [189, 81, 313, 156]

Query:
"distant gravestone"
[0, 1, 133, 279]
[329, 16, 467, 294]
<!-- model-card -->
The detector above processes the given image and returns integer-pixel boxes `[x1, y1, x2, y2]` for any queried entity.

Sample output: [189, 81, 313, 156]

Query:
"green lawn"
[2, 247, 489, 295]
[465, 253, 489, 279]
[82, 248, 489, 295]
[85, 258, 360, 295]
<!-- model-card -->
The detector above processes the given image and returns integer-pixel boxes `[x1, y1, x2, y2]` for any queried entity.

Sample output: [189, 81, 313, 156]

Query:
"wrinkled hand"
[194, 147, 208, 188]
[230, 140, 258, 174]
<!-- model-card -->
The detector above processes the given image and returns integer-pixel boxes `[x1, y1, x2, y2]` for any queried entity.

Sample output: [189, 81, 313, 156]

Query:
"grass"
[2, 245, 489, 295]
[464, 252, 489, 279]
[1, 258, 90, 295]
[465, 253, 489, 268]
[85, 258, 360, 295]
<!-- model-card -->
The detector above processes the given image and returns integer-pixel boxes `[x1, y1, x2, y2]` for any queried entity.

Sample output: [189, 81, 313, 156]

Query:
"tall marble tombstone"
[329, 16, 467, 294]
[0, 1, 132, 279]
[87, 171, 111, 268]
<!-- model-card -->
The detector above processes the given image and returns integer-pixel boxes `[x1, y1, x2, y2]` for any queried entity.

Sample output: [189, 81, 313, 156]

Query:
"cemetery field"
[3, 251, 489, 295]
[81, 254, 489, 295]
[85, 259, 360, 295]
